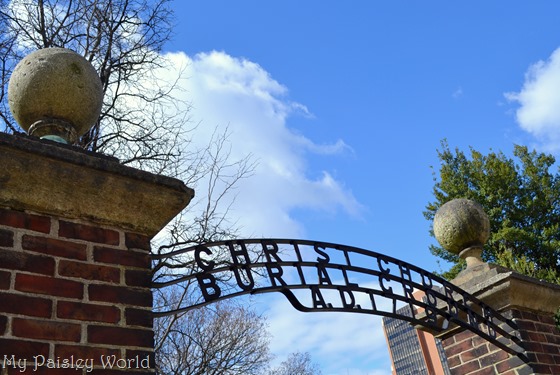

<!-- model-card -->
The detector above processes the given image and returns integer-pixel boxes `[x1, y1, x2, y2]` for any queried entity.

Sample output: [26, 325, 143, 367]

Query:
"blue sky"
[156, 2, 560, 374]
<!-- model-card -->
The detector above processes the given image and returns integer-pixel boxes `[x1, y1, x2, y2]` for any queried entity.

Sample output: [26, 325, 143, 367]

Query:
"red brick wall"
[0, 207, 154, 374]
[442, 309, 560, 375]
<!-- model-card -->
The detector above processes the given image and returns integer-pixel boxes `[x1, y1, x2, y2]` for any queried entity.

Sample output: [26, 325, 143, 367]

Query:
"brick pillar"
[0, 133, 193, 374]
[437, 264, 560, 375]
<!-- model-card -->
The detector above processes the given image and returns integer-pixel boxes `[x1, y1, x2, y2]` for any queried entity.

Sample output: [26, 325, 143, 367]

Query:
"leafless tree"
[0, 2, 322, 375]
[149, 125, 269, 375]
[0, 0, 184, 173]
[267, 352, 323, 375]
[154, 292, 272, 375]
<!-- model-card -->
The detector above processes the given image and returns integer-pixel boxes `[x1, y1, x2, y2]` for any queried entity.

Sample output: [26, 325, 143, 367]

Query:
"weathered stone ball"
[8, 47, 103, 137]
[433, 198, 490, 254]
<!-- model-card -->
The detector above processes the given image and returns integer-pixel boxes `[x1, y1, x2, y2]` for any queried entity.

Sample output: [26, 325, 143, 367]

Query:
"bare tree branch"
[0, 3, 319, 374]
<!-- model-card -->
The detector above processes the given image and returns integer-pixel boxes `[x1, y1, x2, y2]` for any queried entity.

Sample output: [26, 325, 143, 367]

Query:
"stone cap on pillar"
[3, 47, 193, 237]
[433, 198, 490, 270]
[422, 198, 560, 340]
[0, 132, 194, 237]
[8, 48, 104, 144]
[455, 264, 560, 315]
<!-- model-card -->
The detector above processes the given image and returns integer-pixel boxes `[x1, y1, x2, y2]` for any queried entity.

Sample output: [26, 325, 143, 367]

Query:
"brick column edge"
[0, 132, 194, 374]
[437, 264, 560, 375]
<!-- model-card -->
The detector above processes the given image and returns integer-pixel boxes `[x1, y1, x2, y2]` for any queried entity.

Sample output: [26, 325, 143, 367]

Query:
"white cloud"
[148, 50, 375, 374]
[156, 50, 363, 238]
[506, 47, 560, 150]
[249, 278, 399, 374]
[260, 293, 392, 375]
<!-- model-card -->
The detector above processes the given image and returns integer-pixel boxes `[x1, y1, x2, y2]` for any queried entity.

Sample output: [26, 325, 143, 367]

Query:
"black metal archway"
[152, 238, 524, 359]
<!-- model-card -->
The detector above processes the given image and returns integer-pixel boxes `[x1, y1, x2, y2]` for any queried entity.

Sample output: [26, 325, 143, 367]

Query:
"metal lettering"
[444, 284, 459, 318]
[317, 264, 333, 285]
[420, 269, 433, 289]
[266, 263, 287, 287]
[227, 241, 255, 291]
[377, 258, 390, 273]
[339, 287, 356, 308]
[399, 263, 414, 300]
[291, 242, 307, 284]
[482, 305, 496, 338]
[262, 241, 282, 263]
[425, 289, 438, 308]
[468, 310, 479, 329]
[424, 306, 438, 326]
[194, 245, 215, 271]
[378, 257, 393, 294]
[292, 242, 304, 262]
[379, 275, 393, 294]
[423, 289, 438, 325]
[463, 292, 479, 330]
[153, 238, 524, 359]
[368, 291, 378, 311]
[311, 285, 332, 309]
[294, 263, 307, 285]
[197, 274, 221, 301]
[227, 241, 250, 263]
[314, 244, 330, 263]
[341, 267, 358, 288]
[262, 241, 287, 286]
[232, 266, 254, 291]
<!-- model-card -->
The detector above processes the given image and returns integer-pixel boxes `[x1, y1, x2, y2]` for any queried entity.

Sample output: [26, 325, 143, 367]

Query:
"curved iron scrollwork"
[152, 238, 525, 358]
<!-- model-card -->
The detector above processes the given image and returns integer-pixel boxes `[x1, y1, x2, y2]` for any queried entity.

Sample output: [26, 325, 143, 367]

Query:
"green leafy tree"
[425, 140, 560, 281]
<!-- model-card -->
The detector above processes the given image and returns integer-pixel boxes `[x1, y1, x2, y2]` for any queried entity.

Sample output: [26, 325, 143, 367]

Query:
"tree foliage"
[425, 140, 560, 281]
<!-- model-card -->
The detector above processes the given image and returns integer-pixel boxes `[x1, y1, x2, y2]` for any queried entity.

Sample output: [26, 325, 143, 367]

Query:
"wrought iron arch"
[152, 238, 525, 359]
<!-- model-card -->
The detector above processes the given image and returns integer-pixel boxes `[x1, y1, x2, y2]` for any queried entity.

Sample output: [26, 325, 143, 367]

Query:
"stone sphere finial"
[8, 48, 103, 144]
[433, 198, 490, 268]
